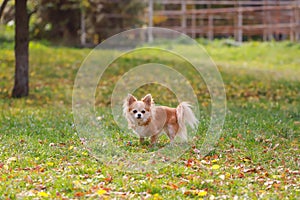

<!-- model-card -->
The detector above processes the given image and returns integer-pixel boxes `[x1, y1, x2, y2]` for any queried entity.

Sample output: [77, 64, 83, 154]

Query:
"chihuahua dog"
[123, 94, 198, 145]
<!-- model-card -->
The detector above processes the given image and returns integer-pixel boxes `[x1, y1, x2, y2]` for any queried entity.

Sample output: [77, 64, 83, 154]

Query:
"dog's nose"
[137, 113, 141, 118]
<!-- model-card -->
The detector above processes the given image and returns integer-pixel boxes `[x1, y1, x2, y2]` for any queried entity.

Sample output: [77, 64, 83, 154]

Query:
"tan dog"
[123, 94, 198, 145]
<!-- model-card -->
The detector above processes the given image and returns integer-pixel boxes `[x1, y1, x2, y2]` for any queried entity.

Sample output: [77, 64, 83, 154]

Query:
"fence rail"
[147, 0, 300, 41]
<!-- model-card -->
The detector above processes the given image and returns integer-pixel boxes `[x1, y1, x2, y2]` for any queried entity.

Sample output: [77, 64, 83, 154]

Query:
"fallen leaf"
[242, 157, 251, 162]
[7, 157, 17, 164]
[153, 193, 162, 200]
[225, 172, 231, 178]
[272, 143, 280, 150]
[198, 190, 207, 197]
[211, 165, 220, 170]
[81, 152, 88, 156]
[238, 173, 245, 178]
[201, 160, 210, 165]
[46, 162, 54, 167]
[38, 191, 49, 197]
[243, 168, 257, 173]
[16, 190, 35, 198]
[105, 174, 112, 182]
[49, 142, 55, 146]
[97, 189, 107, 196]
[219, 174, 225, 180]
[185, 159, 193, 167]
[193, 148, 201, 154]
[74, 192, 85, 197]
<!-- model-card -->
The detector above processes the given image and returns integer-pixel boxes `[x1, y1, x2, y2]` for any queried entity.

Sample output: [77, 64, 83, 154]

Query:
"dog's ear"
[127, 94, 137, 105]
[142, 94, 152, 107]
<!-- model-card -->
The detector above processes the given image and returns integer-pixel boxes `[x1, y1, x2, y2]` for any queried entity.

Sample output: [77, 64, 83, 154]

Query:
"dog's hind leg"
[164, 127, 175, 143]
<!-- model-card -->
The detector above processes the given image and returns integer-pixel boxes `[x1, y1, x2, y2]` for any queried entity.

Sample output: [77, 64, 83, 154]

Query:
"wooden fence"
[147, 0, 300, 41]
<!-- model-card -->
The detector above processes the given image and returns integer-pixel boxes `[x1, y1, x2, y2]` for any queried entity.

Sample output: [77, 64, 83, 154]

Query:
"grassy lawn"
[0, 39, 299, 199]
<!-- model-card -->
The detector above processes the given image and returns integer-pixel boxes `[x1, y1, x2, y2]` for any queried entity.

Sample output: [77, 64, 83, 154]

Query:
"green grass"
[0, 39, 299, 199]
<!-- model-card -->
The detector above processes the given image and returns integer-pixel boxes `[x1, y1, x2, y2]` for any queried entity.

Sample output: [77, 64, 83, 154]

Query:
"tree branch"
[0, 0, 10, 20]
[28, 8, 38, 18]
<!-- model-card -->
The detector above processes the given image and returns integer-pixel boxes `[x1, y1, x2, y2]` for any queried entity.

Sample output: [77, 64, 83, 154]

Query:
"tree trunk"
[12, 0, 29, 98]
[80, 8, 86, 46]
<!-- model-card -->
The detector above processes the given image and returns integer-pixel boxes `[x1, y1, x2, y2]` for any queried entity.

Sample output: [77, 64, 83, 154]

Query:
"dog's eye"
[141, 110, 145, 114]
[133, 110, 137, 113]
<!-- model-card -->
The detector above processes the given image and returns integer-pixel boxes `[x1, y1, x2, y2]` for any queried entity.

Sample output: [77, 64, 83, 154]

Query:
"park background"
[0, 0, 299, 199]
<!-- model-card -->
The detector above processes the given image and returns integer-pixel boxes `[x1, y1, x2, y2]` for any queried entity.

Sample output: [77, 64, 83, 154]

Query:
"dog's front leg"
[150, 134, 158, 146]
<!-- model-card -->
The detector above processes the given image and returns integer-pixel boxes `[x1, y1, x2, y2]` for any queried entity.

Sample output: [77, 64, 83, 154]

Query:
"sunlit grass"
[0, 40, 299, 199]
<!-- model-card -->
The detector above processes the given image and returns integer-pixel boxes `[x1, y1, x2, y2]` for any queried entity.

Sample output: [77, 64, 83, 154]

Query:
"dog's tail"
[176, 102, 198, 141]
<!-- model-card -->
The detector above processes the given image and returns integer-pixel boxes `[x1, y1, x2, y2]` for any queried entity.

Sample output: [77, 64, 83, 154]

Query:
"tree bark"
[12, 0, 29, 98]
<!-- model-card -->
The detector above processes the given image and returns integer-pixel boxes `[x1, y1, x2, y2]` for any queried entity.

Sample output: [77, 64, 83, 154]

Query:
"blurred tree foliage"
[33, 0, 84, 45]
[96, 0, 145, 41]
[34, 0, 145, 45]
[1, 0, 145, 46]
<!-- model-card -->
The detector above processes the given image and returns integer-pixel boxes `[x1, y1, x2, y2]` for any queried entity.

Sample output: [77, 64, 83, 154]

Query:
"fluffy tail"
[176, 102, 198, 141]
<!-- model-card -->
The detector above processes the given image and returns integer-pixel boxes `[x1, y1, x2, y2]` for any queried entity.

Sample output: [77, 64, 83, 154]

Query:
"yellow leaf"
[211, 159, 218, 163]
[97, 189, 107, 196]
[153, 193, 162, 200]
[272, 175, 280, 179]
[46, 162, 54, 167]
[211, 164, 220, 170]
[198, 190, 207, 196]
[69, 146, 74, 150]
[82, 152, 88, 156]
[38, 191, 49, 197]
[225, 172, 231, 178]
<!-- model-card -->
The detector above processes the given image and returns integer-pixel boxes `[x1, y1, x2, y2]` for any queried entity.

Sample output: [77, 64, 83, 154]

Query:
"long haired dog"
[123, 94, 198, 145]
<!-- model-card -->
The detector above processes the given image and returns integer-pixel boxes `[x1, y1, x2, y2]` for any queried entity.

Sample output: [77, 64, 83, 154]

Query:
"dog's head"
[123, 94, 153, 124]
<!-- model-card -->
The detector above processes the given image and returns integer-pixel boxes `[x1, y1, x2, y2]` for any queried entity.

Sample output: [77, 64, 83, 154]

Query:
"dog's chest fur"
[132, 125, 153, 137]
